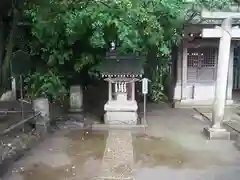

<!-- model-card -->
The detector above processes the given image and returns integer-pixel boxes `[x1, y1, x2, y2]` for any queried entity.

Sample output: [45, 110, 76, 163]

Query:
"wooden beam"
[201, 11, 240, 19]
[202, 28, 240, 38]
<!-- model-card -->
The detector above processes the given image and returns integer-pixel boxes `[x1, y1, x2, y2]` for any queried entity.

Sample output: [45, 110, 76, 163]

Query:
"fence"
[0, 109, 41, 176]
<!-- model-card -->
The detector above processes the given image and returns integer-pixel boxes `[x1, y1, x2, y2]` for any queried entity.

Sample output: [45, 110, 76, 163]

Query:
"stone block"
[104, 100, 138, 112]
[33, 98, 50, 134]
[69, 85, 83, 112]
[35, 120, 49, 134]
[104, 111, 138, 125]
[33, 98, 50, 120]
[203, 127, 230, 140]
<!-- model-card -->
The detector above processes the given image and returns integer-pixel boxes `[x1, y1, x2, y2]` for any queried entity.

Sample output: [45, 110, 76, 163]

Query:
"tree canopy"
[24, 0, 232, 70]
[0, 0, 235, 101]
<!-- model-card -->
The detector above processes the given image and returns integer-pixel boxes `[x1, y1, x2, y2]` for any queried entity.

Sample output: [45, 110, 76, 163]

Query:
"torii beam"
[201, 11, 240, 139]
[201, 11, 240, 20]
[202, 26, 240, 38]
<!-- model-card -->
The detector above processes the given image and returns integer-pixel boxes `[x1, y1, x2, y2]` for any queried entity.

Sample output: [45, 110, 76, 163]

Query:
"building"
[172, 10, 240, 107]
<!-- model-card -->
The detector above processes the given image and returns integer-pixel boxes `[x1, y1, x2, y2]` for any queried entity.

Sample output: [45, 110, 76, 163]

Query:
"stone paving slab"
[98, 130, 134, 180]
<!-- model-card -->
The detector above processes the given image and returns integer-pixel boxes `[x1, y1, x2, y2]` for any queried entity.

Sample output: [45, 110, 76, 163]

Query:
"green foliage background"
[0, 0, 235, 101]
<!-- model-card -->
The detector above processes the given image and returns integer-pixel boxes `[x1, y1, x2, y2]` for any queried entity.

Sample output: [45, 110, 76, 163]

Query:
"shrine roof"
[98, 51, 145, 78]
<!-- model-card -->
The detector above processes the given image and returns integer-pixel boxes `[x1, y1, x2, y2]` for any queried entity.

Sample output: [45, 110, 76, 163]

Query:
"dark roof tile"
[98, 51, 145, 76]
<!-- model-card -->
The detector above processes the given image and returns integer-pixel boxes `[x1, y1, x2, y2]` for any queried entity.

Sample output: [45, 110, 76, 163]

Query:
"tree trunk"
[145, 46, 157, 78]
[1, 8, 19, 89]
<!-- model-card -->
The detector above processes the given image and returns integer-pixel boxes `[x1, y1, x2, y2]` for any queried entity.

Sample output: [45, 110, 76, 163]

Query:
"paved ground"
[2, 103, 240, 180]
[139, 103, 240, 180]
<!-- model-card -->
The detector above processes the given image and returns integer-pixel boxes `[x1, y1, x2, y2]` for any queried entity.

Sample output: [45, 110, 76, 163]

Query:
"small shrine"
[98, 43, 144, 125]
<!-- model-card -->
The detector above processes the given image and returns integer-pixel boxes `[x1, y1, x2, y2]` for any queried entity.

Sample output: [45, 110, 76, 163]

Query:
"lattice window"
[187, 47, 218, 82]
[187, 47, 217, 68]
[187, 49, 199, 68]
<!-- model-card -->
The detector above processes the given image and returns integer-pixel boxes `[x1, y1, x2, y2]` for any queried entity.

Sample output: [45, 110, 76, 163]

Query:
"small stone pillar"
[69, 85, 83, 112]
[33, 98, 50, 133]
[181, 46, 188, 100]
[11, 76, 17, 100]
[108, 81, 112, 101]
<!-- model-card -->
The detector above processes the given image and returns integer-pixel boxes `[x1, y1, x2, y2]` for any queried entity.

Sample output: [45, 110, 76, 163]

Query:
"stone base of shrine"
[203, 127, 230, 140]
[104, 111, 138, 125]
[104, 100, 138, 125]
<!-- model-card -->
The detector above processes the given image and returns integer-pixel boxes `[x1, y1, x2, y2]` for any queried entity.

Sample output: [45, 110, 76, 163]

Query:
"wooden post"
[108, 81, 112, 101]
[227, 45, 234, 100]
[181, 45, 188, 100]
[11, 76, 16, 100]
[131, 81, 135, 101]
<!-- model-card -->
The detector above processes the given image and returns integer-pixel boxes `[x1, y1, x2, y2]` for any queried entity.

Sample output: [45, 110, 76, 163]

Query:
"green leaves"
[159, 45, 170, 56]
[74, 54, 94, 72]
[25, 0, 234, 55]
[25, 0, 189, 55]
[24, 71, 68, 102]
[23, 0, 233, 102]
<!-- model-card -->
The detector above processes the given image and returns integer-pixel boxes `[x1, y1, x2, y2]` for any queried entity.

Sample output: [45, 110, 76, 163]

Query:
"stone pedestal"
[33, 98, 50, 133]
[69, 85, 83, 112]
[104, 100, 138, 125]
[203, 127, 230, 140]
